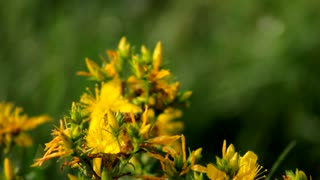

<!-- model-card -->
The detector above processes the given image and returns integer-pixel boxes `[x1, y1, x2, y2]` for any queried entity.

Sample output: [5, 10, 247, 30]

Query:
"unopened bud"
[152, 41, 162, 71]
[229, 152, 239, 172]
[225, 144, 235, 161]
[4, 157, 14, 180]
[118, 37, 130, 58]
[71, 125, 81, 140]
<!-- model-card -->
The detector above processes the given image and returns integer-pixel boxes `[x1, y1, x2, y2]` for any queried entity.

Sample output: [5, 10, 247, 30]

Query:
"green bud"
[71, 125, 81, 140]
[296, 169, 308, 180]
[285, 169, 310, 180]
[118, 37, 130, 59]
[179, 91, 192, 102]
[71, 102, 82, 124]
[141, 45, 151, 63]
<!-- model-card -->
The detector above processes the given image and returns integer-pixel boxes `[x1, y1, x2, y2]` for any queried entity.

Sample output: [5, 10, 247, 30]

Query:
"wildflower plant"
[30, 37, 312, 180]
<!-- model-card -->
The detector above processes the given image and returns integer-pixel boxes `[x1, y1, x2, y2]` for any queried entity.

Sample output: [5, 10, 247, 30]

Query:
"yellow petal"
[93, 158, 102, 177]
[100, 79, 122, 104]
[155, 70, 170, 80]
[76, 71, 92, 76]
[207, 164, 226, 180]
[106, 109, 119, 130]
[22, 115, 51, 131]
[191, 164, 207, 173]
[222, 140, 226, 158]
[139, 124, 151, 136]
[148, 135, 181, 145]
[240, 151, 257, 169]
[85, 58, 100, 75]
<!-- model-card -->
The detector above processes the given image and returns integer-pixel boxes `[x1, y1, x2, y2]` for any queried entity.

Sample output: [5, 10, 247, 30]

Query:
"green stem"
[265, 141, 296, 180]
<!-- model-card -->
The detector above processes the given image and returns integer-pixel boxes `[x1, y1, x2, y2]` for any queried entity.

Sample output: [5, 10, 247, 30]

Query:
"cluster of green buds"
[283, 169, 312, 180]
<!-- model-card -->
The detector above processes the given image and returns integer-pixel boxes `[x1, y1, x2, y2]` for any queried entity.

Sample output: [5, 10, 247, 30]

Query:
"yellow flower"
[32, 120, 73, 167]
[82, 78, 141, 154]
[233, 151, 264, 180]
[81, 78, 141, 177]
[0, 102, 50, 148]
[201, 140, 266, 180]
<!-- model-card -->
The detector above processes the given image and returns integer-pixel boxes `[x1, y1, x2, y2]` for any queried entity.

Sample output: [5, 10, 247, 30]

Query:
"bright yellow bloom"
[0, 102, 50, 148]
[82, 78, 141, 154]
[198, 140, 265, 180]
[81, 78, 141, 176]
[234, 151, 263, 180]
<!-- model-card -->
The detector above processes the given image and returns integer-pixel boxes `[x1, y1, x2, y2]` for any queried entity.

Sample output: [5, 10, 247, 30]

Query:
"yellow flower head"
[81, 78, 141, 154]
[0, 102, 50, 148]
[203, 140, 266, 180]
[234, 151, 265, 180]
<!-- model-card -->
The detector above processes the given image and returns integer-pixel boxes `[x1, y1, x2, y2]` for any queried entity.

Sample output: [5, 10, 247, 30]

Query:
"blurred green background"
[1, 0, 320, 179]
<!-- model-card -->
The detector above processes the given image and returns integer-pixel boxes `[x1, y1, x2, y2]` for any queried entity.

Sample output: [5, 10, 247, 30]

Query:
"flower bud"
[141, 45, 151, 63]
[118, 37, 130, 59]
[225, 144, 235, 161]
[71, 125, 81, 140]
[4, 157, 14, 180]
[229, 152, 239, 173]
[152, 41, 162, 71]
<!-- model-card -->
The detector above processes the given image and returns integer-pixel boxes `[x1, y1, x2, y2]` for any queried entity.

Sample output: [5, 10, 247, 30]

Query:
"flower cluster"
[30, 38, 312, 180]
[32, 38, 197, 179]
[193, 140, 267, 180]
[0, 102, 50, 152]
